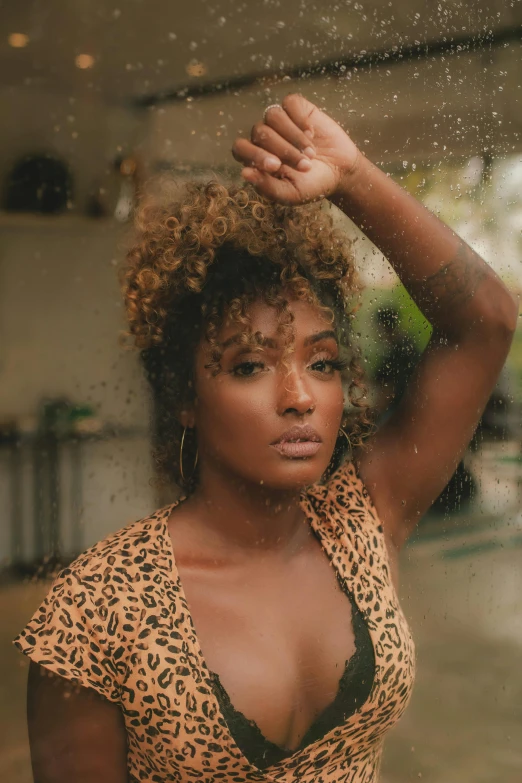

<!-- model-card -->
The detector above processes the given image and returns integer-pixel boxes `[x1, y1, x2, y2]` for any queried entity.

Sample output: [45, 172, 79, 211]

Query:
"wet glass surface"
[1, 2, 521, 781]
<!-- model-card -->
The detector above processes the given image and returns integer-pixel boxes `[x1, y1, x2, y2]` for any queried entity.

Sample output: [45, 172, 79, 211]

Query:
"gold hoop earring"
[338, 427, 352, 450]
[180, 426, 198, 482]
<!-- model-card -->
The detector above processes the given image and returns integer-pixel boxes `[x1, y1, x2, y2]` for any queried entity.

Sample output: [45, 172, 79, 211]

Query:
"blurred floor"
[382, 501, 522, 782]
[1, 500, 521, 782]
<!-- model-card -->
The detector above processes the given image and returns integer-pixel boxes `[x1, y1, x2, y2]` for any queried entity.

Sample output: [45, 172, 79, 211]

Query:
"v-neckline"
[207, 587, 373, 763]
[159, 490, 378, 776]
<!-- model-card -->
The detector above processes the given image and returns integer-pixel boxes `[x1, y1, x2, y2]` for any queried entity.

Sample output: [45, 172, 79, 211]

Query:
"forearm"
[331, 153, 518, 341]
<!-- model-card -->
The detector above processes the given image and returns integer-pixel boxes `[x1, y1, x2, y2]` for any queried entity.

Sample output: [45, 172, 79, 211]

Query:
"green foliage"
[354, 284, 431, 375]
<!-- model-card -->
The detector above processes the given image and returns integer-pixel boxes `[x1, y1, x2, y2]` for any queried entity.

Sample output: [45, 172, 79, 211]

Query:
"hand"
[232, 94, 360, 206]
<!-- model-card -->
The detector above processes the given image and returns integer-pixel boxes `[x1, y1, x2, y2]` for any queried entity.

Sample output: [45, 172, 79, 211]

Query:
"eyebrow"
[220, 330, 338, 351]
[220, 334, 277, 350]
[304, 330, 338, 347]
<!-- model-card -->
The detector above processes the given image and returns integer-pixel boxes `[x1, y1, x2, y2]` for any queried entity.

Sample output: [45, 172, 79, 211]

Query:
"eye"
[231, 360, 266, 378]
[310, 358, 347, 375]
[311, 359, 331, 373]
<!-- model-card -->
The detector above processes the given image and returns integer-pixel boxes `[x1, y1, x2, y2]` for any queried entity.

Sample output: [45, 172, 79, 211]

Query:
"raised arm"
[232, 93, 518, 549]
[330, 154, 517, 547]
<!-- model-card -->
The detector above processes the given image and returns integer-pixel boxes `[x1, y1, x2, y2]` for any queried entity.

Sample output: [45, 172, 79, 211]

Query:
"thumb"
[241, 167, 298, 204]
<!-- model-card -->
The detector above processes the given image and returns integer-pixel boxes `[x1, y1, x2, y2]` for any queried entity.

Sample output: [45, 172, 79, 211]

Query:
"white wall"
[0, 216, 157, 565]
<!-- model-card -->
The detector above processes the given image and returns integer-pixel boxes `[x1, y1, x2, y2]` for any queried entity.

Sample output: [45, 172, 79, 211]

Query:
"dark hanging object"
[3, 153, 73, 214]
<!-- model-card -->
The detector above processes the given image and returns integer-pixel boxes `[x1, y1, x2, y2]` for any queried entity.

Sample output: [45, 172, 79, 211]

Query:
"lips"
[271, 425, 322, 459]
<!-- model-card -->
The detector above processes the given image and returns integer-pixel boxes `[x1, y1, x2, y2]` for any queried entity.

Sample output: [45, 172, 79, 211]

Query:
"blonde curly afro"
[122, 180, 372, 490]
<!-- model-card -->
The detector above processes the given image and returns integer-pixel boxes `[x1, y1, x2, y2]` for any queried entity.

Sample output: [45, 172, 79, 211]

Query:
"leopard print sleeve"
[325, 461, 383, 533]
[13, 566, 122, 703]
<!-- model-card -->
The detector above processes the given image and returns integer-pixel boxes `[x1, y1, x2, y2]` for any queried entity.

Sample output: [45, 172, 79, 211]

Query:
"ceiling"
[1, 0, 521, 104]
[0, 1, 520, 287]
[0, 0, 520, 197]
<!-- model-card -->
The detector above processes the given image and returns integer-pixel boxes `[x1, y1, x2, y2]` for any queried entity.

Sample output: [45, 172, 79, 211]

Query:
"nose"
[276, 365, 315, 417]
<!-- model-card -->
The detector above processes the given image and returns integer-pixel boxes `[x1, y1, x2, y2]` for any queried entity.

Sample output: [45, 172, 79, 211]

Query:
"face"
[186, 297, 346, 492]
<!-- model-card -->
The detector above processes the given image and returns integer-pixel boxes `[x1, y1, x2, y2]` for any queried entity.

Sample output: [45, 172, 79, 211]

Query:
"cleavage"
[176, 535, 358, 750]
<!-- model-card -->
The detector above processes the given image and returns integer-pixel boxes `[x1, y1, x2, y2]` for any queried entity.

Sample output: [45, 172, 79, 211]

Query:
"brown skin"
[28, 94, 518, 778]
[235, 94, 517, 548]
[181, 299, 345, 530]
[27, 663, 127, 783]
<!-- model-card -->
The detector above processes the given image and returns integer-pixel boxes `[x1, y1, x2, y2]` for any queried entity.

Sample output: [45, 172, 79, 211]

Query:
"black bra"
[208, 588, 375, 770]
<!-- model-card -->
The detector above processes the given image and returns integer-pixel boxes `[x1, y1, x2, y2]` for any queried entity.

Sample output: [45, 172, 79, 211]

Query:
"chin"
[258, 460, 328, 491]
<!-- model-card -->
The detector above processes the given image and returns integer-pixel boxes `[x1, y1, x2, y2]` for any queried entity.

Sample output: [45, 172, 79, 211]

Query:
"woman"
[14, 95, 516, 783]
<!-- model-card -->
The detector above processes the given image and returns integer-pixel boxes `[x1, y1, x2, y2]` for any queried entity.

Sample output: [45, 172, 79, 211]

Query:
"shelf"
[0, 425, 149, 445]
[0, 212, 123, 231]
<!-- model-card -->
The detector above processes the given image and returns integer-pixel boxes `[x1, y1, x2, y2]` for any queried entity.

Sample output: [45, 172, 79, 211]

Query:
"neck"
[186, 466, 310, 557]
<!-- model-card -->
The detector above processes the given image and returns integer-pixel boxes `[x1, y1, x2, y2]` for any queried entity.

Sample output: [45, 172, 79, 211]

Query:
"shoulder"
[308, 460, 400, 586]
[303, 460, 385, 540]
[324, 460, 383, 530]
[17, 501, 175, 648]
[64, 503, 174, 586]
[13, 504, 176, 702]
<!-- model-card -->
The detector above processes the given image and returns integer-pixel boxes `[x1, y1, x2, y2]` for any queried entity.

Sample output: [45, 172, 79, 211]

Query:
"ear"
[179, 406, 196, 429]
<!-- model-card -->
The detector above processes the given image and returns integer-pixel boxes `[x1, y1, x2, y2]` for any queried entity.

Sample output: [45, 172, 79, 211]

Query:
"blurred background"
[0, 1, 521, 781]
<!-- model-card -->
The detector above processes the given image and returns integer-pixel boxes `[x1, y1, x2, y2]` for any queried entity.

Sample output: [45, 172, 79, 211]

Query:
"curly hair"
[122, 180, 373, 490]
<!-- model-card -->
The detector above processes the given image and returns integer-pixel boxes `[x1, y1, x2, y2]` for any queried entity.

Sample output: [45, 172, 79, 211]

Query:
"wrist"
[332, 149, 368, 205]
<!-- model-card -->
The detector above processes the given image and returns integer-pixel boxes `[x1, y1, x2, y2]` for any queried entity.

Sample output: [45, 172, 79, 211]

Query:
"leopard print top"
[14, 462, 416, 783]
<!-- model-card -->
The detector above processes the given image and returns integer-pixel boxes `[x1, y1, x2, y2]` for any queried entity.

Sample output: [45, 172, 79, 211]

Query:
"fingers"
[281, 93, 317, 132]
[251, 123, 313, 171]
[232, 94, 318, 178]
[233, 128, 312, 174]
[263, 105, 315, 157]
[232, 138, 282, 173]
[241, 166, 299, 204]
